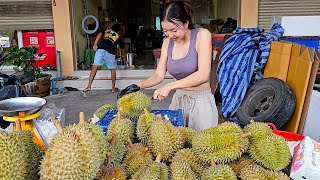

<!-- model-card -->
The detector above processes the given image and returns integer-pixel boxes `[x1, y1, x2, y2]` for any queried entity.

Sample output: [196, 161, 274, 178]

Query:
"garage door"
[258, 0, 320, 31]
[0, 0, 53, 30]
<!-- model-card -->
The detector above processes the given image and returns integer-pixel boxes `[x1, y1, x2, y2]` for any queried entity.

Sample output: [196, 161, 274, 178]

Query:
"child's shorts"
[93, 49, 116, 69]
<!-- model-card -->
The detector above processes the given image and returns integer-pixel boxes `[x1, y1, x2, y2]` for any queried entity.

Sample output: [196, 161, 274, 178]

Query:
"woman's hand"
[153, 84, 173, 101]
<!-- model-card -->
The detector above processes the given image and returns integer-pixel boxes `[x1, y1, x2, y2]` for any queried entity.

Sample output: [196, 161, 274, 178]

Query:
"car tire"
[236, 77, 296, 129]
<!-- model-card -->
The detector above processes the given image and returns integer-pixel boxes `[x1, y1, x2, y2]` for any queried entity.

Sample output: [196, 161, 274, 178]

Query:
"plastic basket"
[281, 37, 320, 52]
[96, 109, 184, 133]
[266, 122, 304, 141]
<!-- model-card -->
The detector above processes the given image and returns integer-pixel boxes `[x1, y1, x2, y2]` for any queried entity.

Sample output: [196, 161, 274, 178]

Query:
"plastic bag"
[33, 103, 65, 147]
[117, 84, 140, 99]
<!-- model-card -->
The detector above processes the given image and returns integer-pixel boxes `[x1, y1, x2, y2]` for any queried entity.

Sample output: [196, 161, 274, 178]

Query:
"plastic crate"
[96, 109, 184, 133]
[281, 37, 320, 52]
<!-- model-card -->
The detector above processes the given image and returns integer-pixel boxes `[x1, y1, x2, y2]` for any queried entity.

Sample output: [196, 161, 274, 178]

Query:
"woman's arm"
[137, 38, 170, 89]
[168, 28, 212, 89]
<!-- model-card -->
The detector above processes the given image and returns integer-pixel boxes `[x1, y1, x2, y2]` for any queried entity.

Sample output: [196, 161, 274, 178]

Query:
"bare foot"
[111, 88, 119, 93]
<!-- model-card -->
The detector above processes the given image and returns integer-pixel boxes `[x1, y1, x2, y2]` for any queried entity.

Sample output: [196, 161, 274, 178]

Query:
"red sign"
[22, 30, 56, 67]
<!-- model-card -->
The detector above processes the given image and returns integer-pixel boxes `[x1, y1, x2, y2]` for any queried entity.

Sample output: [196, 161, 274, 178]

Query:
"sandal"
[82, 87, 91, 97]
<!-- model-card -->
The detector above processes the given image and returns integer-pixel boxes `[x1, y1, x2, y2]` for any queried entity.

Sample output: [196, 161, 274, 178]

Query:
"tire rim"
[246, 87, 275, 117]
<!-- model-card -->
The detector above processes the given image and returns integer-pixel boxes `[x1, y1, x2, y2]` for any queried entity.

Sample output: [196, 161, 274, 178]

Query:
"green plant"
[2, 46, 47, 79]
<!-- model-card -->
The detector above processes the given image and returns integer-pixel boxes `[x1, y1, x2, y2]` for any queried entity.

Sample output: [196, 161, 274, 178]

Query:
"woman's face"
[161, 20, 188, 42]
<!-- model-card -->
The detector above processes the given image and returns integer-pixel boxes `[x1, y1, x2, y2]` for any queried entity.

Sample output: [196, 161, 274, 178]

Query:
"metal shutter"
[0, 0, 53, 30]
[258, 0, 320, 31]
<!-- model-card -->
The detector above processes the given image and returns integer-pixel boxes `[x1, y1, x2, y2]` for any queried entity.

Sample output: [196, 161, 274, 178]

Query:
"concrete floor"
[45, 89, 174, 125]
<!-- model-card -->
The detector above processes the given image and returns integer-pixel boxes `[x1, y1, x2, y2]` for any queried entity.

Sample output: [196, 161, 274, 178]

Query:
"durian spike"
[140, 147, 148, 157]
[250, 119, 255, 123]
[14, 120, 22, 131]
[51, 115, 64, 134]
[144, 108, 149, 115]
[240, 132, 252, 139]
[79, 112, 86, 124]
[155, 153, 162, 163]
[156, 114, 162, 120]
[210, 160, 216, 167]
[127, 138, 134, 149]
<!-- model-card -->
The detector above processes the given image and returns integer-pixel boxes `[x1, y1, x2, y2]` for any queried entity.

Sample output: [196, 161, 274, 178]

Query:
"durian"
[94, 104, 117, 118]
[176, 126, 197, 148]
[204, 121, 242, 134]
[40, 114, 103, 180]
[15, 130, 44, 180]
[192, 125, 250, 164]
[136, 108, 158, 145]
[131, 153, 169, 180]
[117, 91, 152, 121]
[106, 112, 134, 145]
[123, 147, 153, 177]
[229, 154, 255, 176]
[96, 152, 127, 180]
[202, 162, 237, 180]
[171, 148, 207, 175]
[239, 163, 290, 180]
[0, 126, 28, 180]
[243, 121, 273, 143]
[127, 138, 145, 153]
[148, 115, 183, 161]
[249, 133, 291, 171]
[170, 160, 198, 180]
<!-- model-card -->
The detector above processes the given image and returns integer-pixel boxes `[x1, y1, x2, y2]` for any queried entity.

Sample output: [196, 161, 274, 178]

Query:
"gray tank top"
[167, 28, 207, 81]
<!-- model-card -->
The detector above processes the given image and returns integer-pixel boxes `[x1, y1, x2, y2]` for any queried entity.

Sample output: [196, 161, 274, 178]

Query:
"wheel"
[236, 78, 296, 129]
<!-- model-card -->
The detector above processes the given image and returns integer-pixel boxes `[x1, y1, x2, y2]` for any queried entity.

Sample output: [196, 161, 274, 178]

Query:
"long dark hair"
[161, 1, 194, 29]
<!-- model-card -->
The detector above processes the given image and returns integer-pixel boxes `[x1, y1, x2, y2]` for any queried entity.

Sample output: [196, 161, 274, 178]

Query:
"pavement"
[44, 89, 174, 125]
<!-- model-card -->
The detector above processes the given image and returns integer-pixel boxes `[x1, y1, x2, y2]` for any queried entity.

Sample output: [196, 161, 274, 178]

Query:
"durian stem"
[240, 132, 252, 139]
[79, 112, 86, 124]
[51, 115, 64, 134]
[107, 152, 112, 165]
[144, 108, 149, 115]
[14, 120, 21, 131]
[127, 138, 134, 149]
[155, 153, 162, 163]
[210, 160, 216, 167]
[140, 147, 148, 157]
[156, 114, 162, 120]
[117, 112, 121, 120]
[111, 135, 117, 146]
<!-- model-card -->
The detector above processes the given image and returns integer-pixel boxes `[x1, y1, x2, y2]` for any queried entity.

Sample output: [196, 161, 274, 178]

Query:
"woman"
[118, 1, 218, 131]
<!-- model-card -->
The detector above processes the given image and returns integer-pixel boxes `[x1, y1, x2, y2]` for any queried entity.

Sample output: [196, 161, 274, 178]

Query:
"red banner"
[22, 30, 57, 67]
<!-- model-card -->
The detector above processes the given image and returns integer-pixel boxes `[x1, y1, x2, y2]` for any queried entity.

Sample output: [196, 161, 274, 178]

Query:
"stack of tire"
[236, 77, 296, 129]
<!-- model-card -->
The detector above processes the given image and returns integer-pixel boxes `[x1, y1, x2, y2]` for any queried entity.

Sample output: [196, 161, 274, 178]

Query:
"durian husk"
[176, 126, 197, 148]
[170, 160, 198, 180]
[239, 163, 290, 180]
[96, 153, 127, 180]
[136, 109, 157, 145]
[123, 147, 153, 177]
[14, 130, 44, 180]
[94, 104, 117, 119]
[192, 130, 249, 164]
[40, 116, 102, 180]
[0, 130, 28, 180]
[171, 148, 207, 175]
[117, 91, 152, 121]
[204, 122, 242, 134]
[106, 114, 134, 145]
[201, 164, 237, 180]
[131, 153, 169, 180]
[148, 119, 183, 161]
[243, 121, 273, 143]
[229, 154, 255, 176]
[249, 134, 291, 171]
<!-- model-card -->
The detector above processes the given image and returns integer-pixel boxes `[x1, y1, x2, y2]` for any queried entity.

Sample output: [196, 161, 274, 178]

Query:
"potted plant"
[2, 46, 51, 97]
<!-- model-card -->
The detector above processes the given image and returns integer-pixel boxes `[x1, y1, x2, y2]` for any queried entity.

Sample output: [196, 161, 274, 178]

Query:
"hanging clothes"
[217, 23, 284, 120]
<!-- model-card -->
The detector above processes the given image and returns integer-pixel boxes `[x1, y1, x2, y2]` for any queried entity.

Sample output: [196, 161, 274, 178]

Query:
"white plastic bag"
[290, 136, 320, 180]
[33, 103, 65, 147]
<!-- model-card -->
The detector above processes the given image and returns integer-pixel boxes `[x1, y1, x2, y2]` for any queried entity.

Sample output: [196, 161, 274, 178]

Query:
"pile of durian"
[0, 92, 293, 180]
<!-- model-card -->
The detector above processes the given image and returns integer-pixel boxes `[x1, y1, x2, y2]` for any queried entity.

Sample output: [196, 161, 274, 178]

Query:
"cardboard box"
[264, 41, 320, 133]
